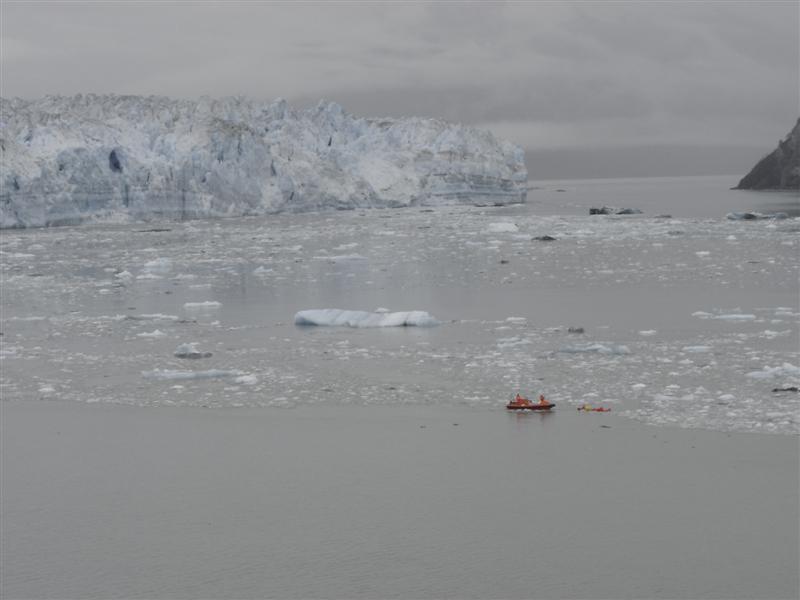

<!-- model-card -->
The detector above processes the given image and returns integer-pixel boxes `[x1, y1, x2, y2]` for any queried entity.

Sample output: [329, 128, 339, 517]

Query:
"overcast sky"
[2, 1, 798, 178]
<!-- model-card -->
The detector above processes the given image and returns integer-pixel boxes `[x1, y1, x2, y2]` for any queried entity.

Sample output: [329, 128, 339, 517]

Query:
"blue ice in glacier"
[0, 95, 527, 228]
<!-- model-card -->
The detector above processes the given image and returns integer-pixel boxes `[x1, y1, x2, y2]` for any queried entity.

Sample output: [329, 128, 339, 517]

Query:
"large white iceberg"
[294, 308, 440, 328]
[0, 95, 527, 228]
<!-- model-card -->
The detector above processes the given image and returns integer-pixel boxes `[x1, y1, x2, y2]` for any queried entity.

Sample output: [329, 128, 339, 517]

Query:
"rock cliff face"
[0, 95, 527, 228]
[736, 119, 800, 190]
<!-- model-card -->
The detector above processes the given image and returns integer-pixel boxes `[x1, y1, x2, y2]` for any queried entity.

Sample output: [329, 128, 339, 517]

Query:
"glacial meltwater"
[2, 175, 798, 599]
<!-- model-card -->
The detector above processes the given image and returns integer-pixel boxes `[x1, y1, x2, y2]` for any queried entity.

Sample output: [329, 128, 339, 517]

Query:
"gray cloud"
[2, 1, 797, 177]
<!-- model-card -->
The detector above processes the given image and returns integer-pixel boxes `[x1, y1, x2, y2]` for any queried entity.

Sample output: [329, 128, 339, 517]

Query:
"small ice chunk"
[746, 363, 800, 380]
[638, 330, 657, 336]
[137, 329, 167, 338]
[174, 343, 212, 359]
[142, 369, 240, 380]
[486, 222, 519, 233]
[294, 308, 440, 328]
[143, 257, 173, 274]
[559, 343, 631, 355]
[714, 314, 756, 321]
[682, 346, 712, 353]
[115, 270, 134, 285]
[183, 301, 222, 311]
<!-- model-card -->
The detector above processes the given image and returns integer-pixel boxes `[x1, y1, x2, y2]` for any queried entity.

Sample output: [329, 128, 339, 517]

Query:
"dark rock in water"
[772, 386, 799, 393]
[533, 235, 557, 241]
[567, 327, 584, 334]
[590, 206, 642, 215]
[735, 118, 800, 190]
[175, 350, 213, 359]
[590, 207, 612, 215]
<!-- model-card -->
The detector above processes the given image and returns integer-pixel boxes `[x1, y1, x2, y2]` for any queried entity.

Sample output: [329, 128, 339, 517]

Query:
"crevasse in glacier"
[0, 95, 527, 228]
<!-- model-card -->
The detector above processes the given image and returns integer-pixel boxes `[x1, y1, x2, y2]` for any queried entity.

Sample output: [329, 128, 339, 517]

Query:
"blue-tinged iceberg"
[0, 95, 527, 228]
[294, 309, 440, 328]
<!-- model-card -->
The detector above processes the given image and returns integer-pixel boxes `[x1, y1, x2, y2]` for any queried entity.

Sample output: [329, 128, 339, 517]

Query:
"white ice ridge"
[294, 308, 440, 328]
[0, 95, 527, 228]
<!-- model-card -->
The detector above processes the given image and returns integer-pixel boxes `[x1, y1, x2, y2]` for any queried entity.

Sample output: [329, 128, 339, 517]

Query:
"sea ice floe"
[714, 314, 757, 321]
[126, 313, 180, 321]
[142, 257, 173, 274]
[693, 311, 757, 321]
[559, 343, 631, 355]
[682, 346, 712, 353]
[183, 301, 222, 311]
[174, 343, 212, 359]
[142, 369, 242, 381]
[137, 329, 167, 338]
[114, 270, 134, 285]
[497, 337, 532, 349]
[746, 363, 800, 380]
[294, 308, 440, 328]
[486, 222, 519, 233]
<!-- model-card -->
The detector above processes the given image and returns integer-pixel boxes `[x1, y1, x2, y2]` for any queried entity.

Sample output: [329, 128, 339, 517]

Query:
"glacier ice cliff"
[0, 95, 527, 228]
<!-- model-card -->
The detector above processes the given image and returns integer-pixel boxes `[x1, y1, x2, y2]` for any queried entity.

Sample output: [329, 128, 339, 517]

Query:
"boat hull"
[506, 404, 554, 411]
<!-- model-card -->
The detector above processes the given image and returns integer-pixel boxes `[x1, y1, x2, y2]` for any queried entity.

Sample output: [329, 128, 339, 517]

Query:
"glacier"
[0, 95, 527, 228]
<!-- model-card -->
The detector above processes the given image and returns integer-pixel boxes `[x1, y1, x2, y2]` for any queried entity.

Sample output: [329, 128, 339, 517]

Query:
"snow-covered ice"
[0, 95, 526, 228]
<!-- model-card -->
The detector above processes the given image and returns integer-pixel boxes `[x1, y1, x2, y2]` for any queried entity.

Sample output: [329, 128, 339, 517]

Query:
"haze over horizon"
[2, 1, 797, 180]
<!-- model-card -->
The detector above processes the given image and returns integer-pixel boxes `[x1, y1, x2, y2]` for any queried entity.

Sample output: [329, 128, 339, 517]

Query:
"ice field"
[1, 176, 798, 435]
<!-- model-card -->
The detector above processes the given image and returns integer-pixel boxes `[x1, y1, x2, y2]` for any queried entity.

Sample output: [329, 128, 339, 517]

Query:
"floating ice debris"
[714, 314, 756, 321]
[486, 222, 519, 233]
[183, 301, 222, 311]
[142, 369, 241, 381]
[559, 343, 631, 355]
[313, 254, 368, 263]
[294, 308, 440, 328]
[746, 363, 800, 380]
[174, 343, 213, 359]
[682, 346, 712, 353]
[114, 270, 134, 285]
[497, 336, 532, 349]
[137, 329, 167, 338]
[142, 257, 173, 274]
[234, 374, 258, 385]
[126, 313, 180, 321]
[726, 211, 789, 220]
[692, 311, 756, 321]
[638, 330, 657, 336]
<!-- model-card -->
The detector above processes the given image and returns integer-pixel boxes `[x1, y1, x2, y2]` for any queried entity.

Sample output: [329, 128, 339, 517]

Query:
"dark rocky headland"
[736, 118, 800, 190]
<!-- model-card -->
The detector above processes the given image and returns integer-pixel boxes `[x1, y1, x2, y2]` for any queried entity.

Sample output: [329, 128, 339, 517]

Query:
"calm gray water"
[2, 175, 799, 598]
